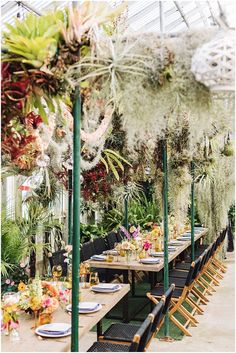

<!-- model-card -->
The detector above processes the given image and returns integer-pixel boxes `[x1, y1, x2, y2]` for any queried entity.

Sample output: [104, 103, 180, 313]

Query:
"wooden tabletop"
[87, 229, 208, 272]
[1, 284, 130, 352]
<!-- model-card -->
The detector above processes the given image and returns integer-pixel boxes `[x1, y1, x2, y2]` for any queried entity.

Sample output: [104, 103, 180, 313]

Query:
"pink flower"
[9, 321, 19, 329]
[11, 282, 15, 286]
[20, 262, 25, 268]
[5, 279, 10, 284]
[42, 297, 53, 307]
[143, 240, 152, 251]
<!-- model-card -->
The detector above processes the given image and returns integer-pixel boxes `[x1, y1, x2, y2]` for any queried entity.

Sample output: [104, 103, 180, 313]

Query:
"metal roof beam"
[173, 1, 190, 28]
[195, 1, 209, 26]
[18, 1, 42, 16]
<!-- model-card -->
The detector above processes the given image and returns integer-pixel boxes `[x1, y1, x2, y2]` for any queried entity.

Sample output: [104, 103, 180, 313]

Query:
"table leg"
[97, 320, 102, 340]
[122, 292, 129, 323]
[131, 271, 135, 296]
[123, 270, 129, 283]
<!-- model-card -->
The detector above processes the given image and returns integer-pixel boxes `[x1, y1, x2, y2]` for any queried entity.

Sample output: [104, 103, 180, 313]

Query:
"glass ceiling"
[1, 1, 235, 34]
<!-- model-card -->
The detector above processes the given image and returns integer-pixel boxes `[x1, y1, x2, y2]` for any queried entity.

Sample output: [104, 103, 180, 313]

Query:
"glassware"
[106, 253, 114, 263]
[114, 243, 119, 262]
[52, 265, 62, 284]
[89, 272, 99, 287]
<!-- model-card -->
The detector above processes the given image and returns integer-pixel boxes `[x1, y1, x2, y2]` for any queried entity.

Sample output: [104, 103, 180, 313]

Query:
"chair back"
[106, 232, 118, 249]
[149, 298, 165, 335]
[93, 237, 107, 254]
[129, 315, 153, 352]
[185, 261, 196, 286]
[162, 283, 175, 316]
[51, 250, 67, 276]
[116, 231, 124, 243]
[191, 256, 202, 280]
[81, 241, 96, 261]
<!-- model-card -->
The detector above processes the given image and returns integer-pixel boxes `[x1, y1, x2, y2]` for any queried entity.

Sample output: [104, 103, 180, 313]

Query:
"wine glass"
[89, 272, 99, 287]
[114, 242, 119, 262]
[52, 265, 62, 285]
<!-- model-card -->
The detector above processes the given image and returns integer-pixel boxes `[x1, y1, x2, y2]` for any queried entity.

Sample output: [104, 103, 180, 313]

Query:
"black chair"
[100, 298, 164, 347]
[81, 241, 96, 261]
[147, 261, 200, 336]
[93, 237, 108, 255]
[87, 314, 153, 352]
[106, 232, 118, 250]
[50, 249, 67, 276]
[116, 230, 124, 243]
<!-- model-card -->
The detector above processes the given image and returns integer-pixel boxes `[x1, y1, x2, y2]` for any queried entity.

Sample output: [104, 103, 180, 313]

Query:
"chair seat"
[150, 285, 183, 298]
[168, 276, 186, 288]
[87, 341, 130, 352]
[103, 323, 139, 342]
[170, 269, 188, 279]
[175, 262, 191, 270]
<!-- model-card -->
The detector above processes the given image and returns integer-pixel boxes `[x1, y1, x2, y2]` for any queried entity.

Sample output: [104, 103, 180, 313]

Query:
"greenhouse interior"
[1, 1, 235, 352]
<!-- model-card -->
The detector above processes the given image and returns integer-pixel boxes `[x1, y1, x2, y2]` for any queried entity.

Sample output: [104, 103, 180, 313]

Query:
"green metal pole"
[163, 140, 169, 337]
[124, 186, 129, 230]
[71, 92, 81, 352]
[191, 161, 195, 262]
[68, 169, 73, 245]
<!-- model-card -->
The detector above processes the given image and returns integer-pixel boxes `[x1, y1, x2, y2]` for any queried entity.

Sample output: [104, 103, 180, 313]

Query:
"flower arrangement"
[1, 294, 20, 335]
[18, 277, 59, 325]
[116, 241, 136, 253]
[119, 225, 140, 240]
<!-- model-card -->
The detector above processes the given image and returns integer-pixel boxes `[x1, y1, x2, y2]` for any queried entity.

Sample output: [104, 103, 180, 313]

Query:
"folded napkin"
[91, 255, 106, 261]
[79, 302, 99, 311]
[38, 323, 71, 335]
[92, 283, 120, 290]
[150, 252, 164, 257]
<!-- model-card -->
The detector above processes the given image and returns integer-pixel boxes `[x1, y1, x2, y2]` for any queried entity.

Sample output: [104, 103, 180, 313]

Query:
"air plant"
[66, 35, 152, 102]
[2, 12, 64, 68]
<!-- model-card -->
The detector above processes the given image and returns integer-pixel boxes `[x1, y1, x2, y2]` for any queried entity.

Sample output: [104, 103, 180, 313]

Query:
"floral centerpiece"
[1, 293, 20, 337]
[115, 241, 136, 262]
[18, 276, 59, 326]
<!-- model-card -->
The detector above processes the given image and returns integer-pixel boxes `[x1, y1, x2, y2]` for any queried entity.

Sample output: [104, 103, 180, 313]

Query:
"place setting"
[35, 323, 71, 338]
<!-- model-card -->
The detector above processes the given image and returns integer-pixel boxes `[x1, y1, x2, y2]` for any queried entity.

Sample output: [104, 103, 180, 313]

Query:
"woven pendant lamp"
[191, 30, 235, 92]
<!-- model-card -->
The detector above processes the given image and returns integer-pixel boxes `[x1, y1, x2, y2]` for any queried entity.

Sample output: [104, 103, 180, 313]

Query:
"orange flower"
[41, 281, 59, 297]
[18, 282, 26, 291]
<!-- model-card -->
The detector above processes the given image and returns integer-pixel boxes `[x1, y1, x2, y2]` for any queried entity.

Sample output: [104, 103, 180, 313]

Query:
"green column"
[163, 140, 169, 337]
[71, 92, 81, 352]
[68, 169, 73, 245]
[124, 185, 129, 230]
[191, 161, 195, 261]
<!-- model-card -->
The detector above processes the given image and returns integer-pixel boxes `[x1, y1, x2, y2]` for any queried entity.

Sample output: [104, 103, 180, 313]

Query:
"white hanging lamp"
[191, 30, 235, 92]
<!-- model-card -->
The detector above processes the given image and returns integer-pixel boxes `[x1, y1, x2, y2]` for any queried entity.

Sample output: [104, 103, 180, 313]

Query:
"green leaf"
[105, 152, 124, 171]
[106, 155, 120, 181]
[34, 97, 48, 124]
[104, 149, 132, 166]
[100, 157, 109, 173]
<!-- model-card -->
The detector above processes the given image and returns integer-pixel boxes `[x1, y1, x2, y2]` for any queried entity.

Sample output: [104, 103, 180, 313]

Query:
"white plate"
[35, 323, 71, 338]
[177, 237, 190, 241]
[66, 303, 102, 314]
[91, 284, 121, 293]
[150, 252, 164, 257]
[168, 241, 183, 246]
[140, 258, 161, 264]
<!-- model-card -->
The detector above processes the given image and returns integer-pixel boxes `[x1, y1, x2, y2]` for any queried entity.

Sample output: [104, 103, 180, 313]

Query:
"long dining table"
[87, 228, 208, 274]
[87, 228, 208, 296]
[1, 284, 130, 352]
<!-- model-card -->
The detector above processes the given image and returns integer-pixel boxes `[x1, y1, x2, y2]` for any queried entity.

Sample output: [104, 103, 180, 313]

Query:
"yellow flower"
[129, 226, 136, 233]
[18, 282, 26, 292]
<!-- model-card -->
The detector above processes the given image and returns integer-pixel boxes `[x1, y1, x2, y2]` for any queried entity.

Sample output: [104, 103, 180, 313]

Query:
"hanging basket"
[191, 30, 235, 92]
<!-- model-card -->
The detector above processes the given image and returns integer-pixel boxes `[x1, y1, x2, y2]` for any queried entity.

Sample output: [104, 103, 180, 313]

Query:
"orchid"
[143, 240, 152, 251]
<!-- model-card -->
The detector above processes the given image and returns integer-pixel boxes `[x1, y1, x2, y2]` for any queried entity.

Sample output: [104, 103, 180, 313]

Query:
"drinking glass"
[114, 243, 119, 262]
[89, 272, 99, 287]
[52, 265, 62, 284]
